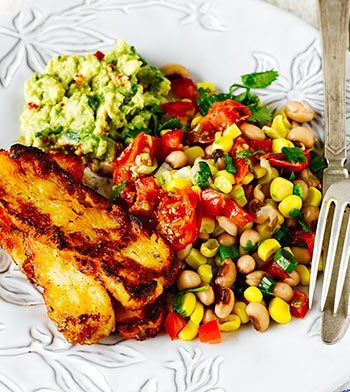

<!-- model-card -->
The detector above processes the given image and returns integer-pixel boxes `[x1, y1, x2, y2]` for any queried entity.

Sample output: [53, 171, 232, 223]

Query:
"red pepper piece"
[290, 290, 309, 319]
[94, 50, 105, 60]
[261, 151, 310, 172]
[198, 320, 222, 344]
[164, 312, 187, 340]
[303, 232, 315, 256]
[264, 261, 289, 280]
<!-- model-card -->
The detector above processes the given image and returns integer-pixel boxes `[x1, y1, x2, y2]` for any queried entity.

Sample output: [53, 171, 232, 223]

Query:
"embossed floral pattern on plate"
[1, 1, 350, 391]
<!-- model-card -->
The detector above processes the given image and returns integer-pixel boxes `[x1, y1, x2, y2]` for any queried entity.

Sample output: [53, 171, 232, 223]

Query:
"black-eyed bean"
[246, 302, 270, 332]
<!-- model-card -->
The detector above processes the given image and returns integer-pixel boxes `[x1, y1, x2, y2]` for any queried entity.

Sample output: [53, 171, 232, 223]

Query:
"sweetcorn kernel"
[258, 239, 281, 261]
[304, 187, 322, 207]
[244, 286, 263, 303]
[278, 195, 303, 217]
[223, 123, 242, 139]
[233, 301, 249, 324]
[268, 297, 291, 324]
[270, 177, 294, 202]
[272, 138, 295, 153]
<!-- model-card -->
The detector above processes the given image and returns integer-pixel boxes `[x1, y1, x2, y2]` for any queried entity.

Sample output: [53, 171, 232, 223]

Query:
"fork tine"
[321, 201, 346, 311]
[334, 207, 350, 313]
[309, 199, 332, 308]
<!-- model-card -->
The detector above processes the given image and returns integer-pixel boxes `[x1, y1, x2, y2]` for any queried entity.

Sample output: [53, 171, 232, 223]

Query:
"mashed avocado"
[20, 40, 170, 172]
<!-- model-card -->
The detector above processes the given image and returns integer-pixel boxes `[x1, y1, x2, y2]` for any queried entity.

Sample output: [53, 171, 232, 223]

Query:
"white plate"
[0, 1, 350, 391]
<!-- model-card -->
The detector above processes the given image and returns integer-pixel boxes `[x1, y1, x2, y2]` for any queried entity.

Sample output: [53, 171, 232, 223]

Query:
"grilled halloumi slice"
[0, 221, 115, 344]
[0, 145, 179, 310]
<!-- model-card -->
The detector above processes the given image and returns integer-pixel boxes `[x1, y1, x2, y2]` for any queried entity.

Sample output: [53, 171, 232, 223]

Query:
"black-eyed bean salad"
[111, 64, 325, 343]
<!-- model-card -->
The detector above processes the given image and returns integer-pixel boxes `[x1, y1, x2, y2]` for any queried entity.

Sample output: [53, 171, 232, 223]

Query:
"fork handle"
[319, 0, 350, 167]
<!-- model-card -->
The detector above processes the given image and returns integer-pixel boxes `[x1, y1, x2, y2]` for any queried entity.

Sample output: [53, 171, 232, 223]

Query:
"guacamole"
[20, 40, 170, 172]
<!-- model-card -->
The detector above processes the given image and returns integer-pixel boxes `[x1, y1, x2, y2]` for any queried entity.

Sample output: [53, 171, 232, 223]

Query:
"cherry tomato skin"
[201, 188, 226, 216]
[201, 100, 251, 132]
[171, 77, 198, 101]
[157, 188, 200, 251]
[234, 158, 250, 184]
[129, 177, 164, 216]
[112, 132, 155, 185]
[160, 130, 184, 158]
[161, 101, 196, 121]
[224, 198, 254, 228]
[290, 290, 309, 319]
[249, 139, 272, 153]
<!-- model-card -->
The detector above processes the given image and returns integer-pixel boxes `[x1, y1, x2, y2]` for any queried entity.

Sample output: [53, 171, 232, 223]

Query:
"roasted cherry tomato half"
[157, 187, 200, 251]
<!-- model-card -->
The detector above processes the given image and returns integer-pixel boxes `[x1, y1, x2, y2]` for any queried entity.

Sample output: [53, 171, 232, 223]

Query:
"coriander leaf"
[242, 239, 258, 253]
[288, 172, 296, 181]
[309, 154, 327, 174]
[158, 117, 182, 132]
[241, 70, 279, 89]
[109, 182, 127, 202]
[172, 294, 186, 317]
[282, 147, 306, 163]
[196, 88, 230, 115]
[236, 149, 265, 159]
[293, 184, 304, 199]
[248, 105, 272, 126]
[224, 153, 237, 174]
[194, 161, 211, 188]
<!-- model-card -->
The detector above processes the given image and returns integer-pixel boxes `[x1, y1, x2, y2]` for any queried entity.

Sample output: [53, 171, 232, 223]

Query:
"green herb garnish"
[186, 286, 209, 293]
[219, 244, 240, 262]
[224, 153, 237, 174]
[281, 147, 306, 163]
[196, 70, 278, 127]
[242, 239, 258, 253]
[259, 275, 276, 296]
[109, 182, 127, 202]
[273, 225, 290, 244]
[309, 154, 327, 174]
[194, 161, 211, 188]
[248, 105, 272, 126]
[293, 184, 304, 199]
[158, 118, 182, 132]
[273, 248, 298, 273]
[241, 70, 279, 89]
[289, 209, 312, 232]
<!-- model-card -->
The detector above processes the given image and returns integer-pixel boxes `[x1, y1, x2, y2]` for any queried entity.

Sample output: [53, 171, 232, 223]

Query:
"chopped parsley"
[293, 184, 304, 199]
[196, 70, 278, 127]
[158, 117, 182, 132]
[248, 105, 272, 126]
[281, 147, 306, 163]
[109, 182, 126, 202]
[224, 153, 237, 174]
[309, 154, 327, 174]
[242, 239, 258, 253]
[194, 161, 211, 188]
[241, 70, 279, 89]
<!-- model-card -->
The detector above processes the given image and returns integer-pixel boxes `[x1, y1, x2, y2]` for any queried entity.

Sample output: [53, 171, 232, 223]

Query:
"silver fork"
[308, 0, 350, 344]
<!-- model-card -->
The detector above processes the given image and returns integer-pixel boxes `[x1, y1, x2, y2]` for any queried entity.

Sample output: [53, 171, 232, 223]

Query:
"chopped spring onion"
[273, 248, 298, 273]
